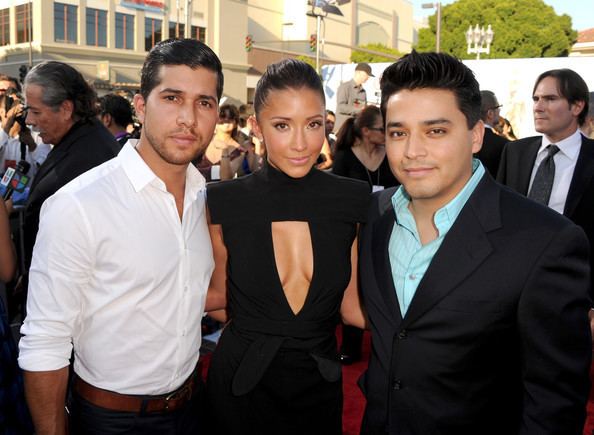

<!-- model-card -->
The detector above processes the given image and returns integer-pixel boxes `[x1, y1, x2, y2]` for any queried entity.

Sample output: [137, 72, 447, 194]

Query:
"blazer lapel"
[371, 206, 402, 323]
[564, 135, 594, 218]
[516, 138, 541, 194]
[401, 175, 501, 328]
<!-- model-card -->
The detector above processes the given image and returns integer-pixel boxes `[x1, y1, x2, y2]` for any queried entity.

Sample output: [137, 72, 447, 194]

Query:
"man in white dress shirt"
[18, 38, 223, 435]
[497, 68, 594, 323]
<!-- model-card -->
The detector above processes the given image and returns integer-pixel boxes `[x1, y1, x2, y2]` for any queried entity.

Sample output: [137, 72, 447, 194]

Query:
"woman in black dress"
[205, 59, 369, 434]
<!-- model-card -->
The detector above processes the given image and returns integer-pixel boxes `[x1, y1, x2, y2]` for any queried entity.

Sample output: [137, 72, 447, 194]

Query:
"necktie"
[527, 144, 560, 205]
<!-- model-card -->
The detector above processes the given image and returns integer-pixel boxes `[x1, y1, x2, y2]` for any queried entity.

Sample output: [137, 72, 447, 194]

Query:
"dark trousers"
[68, 384, 203, 435]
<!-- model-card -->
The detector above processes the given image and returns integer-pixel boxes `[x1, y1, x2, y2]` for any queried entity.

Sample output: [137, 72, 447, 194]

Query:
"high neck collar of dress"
[260, 160, 317, 185]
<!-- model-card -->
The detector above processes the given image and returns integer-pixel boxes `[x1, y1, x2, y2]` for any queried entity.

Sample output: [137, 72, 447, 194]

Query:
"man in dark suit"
[358, 51, 591, 434]
[474, 90, 508, 176]
[22, 61, 120, 271]
[497, 69, 594, 298]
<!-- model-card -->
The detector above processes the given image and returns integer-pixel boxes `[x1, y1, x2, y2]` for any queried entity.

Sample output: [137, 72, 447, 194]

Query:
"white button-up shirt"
[528, 129, 582, 215]
[19, 143, 214, 395]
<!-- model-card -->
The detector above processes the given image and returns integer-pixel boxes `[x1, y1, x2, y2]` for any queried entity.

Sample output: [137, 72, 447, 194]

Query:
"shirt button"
[392, 379, 402, 390]
[398, 330, 407, 339]
[409, 274, 416, 280]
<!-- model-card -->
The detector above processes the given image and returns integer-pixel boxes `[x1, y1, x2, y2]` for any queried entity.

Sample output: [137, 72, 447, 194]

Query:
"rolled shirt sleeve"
[19, 191, 94, 371]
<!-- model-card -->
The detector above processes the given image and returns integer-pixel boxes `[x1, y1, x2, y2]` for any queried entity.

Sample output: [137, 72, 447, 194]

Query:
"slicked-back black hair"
[140, 38, 223, 101]
[380, 51, 481, 129]
[533, 69, 589, 126]
[254, 59, 325, 116]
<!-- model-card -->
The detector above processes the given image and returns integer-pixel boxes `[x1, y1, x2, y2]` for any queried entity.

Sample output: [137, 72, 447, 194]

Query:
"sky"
[412, 0, 594, 31]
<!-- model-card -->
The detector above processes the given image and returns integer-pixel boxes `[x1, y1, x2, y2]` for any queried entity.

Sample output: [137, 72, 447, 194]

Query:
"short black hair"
[140, 38, 224, 101]
[254, 59, 325, 116]
[99, 94, 134, 128]
[533, 69, 589, 126]
[25, 61, 98, 121]
[380, 51, 481, 129]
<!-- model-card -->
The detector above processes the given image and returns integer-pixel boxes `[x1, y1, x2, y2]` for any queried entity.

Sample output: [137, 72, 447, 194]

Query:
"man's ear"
[471, 120, 485, 154]
[133, 93, 146, 125]
[60, 100, 74, 120]
[101, 113, 112, 128]
[571, 100, 586, 118]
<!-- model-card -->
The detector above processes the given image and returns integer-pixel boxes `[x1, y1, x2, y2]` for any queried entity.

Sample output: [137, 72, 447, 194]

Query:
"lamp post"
[465, 24, 494, 59]
[421, 2, 441, 53]
[307, 0, 350, 73]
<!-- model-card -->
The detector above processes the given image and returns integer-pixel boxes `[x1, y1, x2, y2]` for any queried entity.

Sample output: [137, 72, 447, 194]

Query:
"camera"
[14, 108, 28, 129]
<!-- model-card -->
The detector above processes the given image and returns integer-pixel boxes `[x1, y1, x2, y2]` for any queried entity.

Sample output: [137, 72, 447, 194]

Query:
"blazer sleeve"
[518, 223, 591, 434]
[495, 141, 511, 184]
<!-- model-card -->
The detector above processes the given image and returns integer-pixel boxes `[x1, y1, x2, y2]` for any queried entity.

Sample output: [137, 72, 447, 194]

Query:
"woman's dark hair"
[380, 50, 481, 129]
[254, 59, 325, 116]
[25, 61, 98, 121]
[334, 105, 382, 152]
[218, 104, 240, 139]
[140, 38, 224, 101]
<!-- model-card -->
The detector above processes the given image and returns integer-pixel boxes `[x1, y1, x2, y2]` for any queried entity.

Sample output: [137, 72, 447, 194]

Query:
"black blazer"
[497, 134, 594, 295]
[24, 118, 120, 269]
[474, 127, 508, 177]
[359, 174, 591, 434]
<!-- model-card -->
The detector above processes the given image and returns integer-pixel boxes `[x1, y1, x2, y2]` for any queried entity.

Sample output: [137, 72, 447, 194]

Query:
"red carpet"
[583, 361, 594, 435]
[341, 331, 370, 434]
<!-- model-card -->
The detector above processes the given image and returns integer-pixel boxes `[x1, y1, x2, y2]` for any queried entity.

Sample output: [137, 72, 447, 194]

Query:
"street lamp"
[422, 2, 441, 53]
[465, 24, 494, 59]
[307, 0, 350, 73]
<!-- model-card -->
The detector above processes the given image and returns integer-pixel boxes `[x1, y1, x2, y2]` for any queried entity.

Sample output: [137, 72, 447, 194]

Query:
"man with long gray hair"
[20, 61, 120, 273]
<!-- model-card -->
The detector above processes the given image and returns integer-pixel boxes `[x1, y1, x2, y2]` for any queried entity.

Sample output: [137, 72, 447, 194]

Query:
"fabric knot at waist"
[230, 314, 341, 396]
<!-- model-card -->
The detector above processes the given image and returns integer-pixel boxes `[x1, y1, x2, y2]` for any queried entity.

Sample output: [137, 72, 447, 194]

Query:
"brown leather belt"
[73, 366, 200, 414]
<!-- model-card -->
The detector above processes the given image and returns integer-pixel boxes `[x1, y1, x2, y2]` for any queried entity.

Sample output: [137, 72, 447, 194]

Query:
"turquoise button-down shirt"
[388, 159, 485, 317]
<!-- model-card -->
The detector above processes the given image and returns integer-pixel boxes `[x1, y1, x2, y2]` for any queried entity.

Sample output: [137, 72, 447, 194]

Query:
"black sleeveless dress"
[206, 163, 369, 434]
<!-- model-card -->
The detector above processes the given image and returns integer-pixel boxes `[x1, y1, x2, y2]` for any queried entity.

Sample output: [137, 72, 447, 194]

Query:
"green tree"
[417, 0, 577, 59]
[350, 43, 402, 63]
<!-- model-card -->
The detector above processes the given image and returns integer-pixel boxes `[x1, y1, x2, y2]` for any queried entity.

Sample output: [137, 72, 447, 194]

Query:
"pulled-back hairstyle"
[335, 105, 382, 152]
[533, 69, 589, 125]
[140, 38, 223, 101]
[254, 59, 325, 117]
[25, 61, 98, 121]
[380, 51, 481, 129]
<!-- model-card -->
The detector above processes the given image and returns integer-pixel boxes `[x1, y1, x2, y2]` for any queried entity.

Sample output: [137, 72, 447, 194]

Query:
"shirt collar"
[540, 129, 582, 162]
[119, 143, 206, 195]
[392, 159, 485, 236]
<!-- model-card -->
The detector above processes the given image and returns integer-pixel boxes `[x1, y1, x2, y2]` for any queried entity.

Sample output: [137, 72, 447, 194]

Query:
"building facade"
[0, 0, 413, 103]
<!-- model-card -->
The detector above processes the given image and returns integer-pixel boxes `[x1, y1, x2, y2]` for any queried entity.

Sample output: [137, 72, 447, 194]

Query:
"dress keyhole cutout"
[271, 221, 314, 315]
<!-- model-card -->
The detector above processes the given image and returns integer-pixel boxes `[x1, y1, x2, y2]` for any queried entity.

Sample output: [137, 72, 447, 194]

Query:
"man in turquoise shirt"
[358, 51, 592, 434]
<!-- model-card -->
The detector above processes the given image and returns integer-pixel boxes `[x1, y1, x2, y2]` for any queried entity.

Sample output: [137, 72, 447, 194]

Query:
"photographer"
[0, 102, 51, 180]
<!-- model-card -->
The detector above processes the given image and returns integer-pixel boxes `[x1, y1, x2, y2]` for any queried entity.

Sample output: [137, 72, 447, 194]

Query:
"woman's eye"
[308, 120, 323, 129]
[274, 123, 288, 130]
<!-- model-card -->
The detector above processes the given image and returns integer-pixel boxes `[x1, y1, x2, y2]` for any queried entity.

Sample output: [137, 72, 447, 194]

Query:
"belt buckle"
[164, 383, 191, 411]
